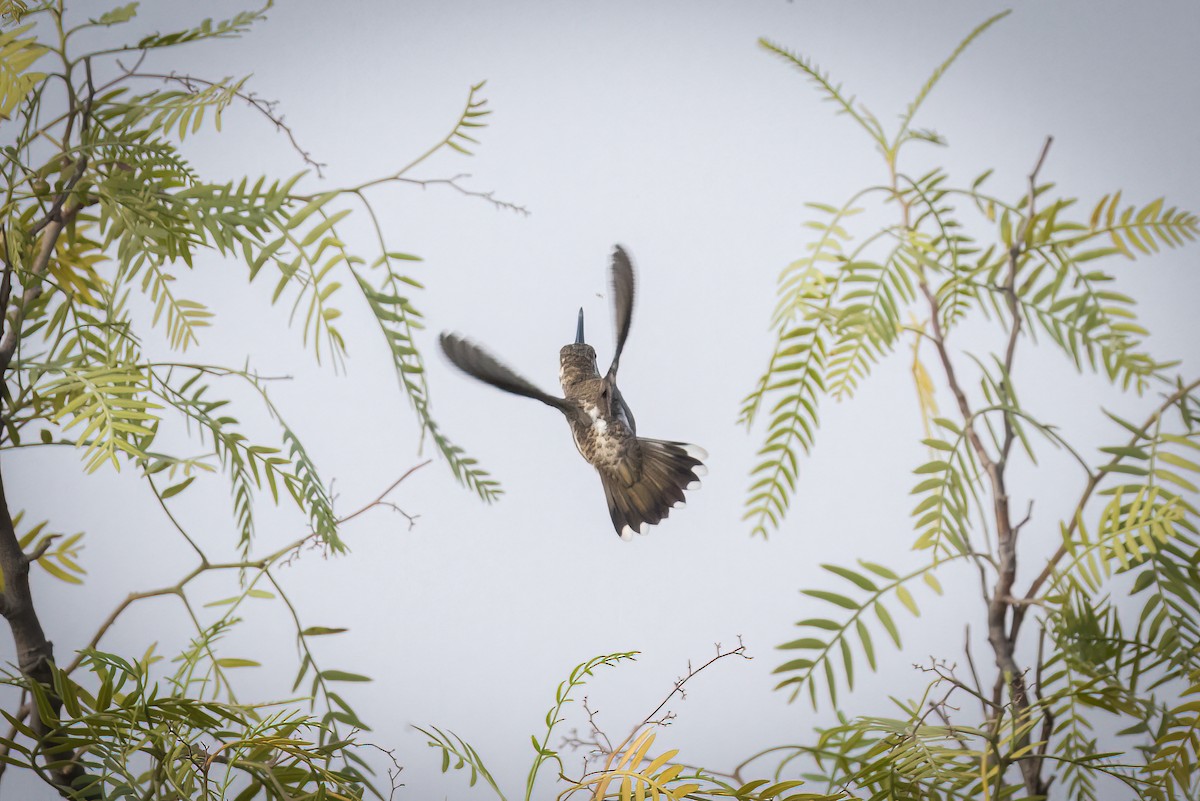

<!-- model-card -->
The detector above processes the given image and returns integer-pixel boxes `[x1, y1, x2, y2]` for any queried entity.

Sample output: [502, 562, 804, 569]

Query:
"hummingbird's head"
[559, 308, 599, 388]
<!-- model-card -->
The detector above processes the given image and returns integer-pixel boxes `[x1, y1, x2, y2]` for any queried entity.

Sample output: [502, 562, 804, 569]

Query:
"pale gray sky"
[5, 1, 1199, 798]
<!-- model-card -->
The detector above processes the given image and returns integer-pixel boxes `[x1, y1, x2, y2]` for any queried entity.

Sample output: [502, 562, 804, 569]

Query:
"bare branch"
[961, 625, 989, 719]
[999, 136, 1053, 465]
[393, 175, 530, 216]
[915, 138, 1057, 799]
[335, 460, 431, 526]
[24, 534, 58, 563]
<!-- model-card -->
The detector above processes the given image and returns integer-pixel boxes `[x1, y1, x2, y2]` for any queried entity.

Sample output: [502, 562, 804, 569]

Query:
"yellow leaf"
[643, 748, 678, 777]
[657, 764, 684, 784]
[627, 730, 656, 770]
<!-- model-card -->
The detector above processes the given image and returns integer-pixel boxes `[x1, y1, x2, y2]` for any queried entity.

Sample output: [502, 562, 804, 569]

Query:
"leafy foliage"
[0, 2, 512, 799]
[419, 651, 846, 801]
[0, 23, 47, 117]
[909, 416, 982, 558]
[774, 561, 948, 709]
[741, 13, 1200, 801]
[0, 650, 374, 801]
[344, 82, 504, 502]
[742, 41, 1197, 540]
[415, 725, 509, 799]
[1146, 681, 1200, 800]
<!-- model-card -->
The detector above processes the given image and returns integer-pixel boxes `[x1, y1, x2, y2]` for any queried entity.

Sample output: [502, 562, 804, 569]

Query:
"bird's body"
[558, 345, 634, 470]
[440, 246, 705, 540]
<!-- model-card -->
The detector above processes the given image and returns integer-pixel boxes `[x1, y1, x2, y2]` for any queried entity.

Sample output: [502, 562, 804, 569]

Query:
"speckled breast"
[571, 407, 636, 472]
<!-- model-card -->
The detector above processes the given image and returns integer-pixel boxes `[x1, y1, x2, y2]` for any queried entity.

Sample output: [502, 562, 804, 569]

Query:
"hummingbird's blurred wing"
[607, 245, 635, 379]
[440, 333, 576, 417]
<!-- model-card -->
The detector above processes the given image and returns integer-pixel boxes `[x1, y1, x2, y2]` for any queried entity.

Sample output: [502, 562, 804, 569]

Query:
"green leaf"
[875, 602, 901, 647]
[895, 585, 919, 616]
[802, 589, 860, 610]
[856, 619, 876, 671]
[160, 476, 196, 498]
[301, 626, 348, 637]
[824, 563, 877, 592]
[922, 571, 943, 595]
[320, 670, 372, 683]
[95, 3, 139, 25]
[215, 658, 260, 668]
[779, 638, 826, 650]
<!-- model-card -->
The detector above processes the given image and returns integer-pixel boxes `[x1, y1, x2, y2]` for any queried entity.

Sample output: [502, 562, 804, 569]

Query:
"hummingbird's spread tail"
[599, 439, 706, 540]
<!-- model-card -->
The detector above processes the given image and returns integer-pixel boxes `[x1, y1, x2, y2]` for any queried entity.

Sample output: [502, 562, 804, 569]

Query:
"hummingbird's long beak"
[575, 307, 585, 344]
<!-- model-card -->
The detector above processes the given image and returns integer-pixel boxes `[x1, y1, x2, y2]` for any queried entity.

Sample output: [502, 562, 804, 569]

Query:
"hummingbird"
[439, 245, 706, 540]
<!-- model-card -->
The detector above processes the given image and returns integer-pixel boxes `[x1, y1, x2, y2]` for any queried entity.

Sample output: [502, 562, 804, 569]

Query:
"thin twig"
[336, 460, 430, 526]
[395, 175, 530, 216]
[963, 625, 985, 711]
[592, 639, 750, 791]
[121, 69, 327, 177]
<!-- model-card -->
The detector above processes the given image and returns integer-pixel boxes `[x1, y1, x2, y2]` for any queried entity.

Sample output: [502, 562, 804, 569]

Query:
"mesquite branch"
[0, 460, 429, 796]
[915, 138, 1054, 798]
[0, 46, 104, 799]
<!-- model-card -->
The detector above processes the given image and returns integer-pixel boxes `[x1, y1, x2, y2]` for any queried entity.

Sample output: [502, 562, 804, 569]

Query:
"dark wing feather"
[607, 245, 635, 378]
[440, 333, 573, 415]
[613, 384, 636, 436]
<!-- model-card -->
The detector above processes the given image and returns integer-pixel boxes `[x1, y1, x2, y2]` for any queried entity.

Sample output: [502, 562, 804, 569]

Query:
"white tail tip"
[619, 522, 651, 540]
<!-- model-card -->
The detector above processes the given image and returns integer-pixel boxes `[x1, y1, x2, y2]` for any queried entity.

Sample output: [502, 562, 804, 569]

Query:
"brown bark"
[0, 462, 100, 798]
[0, 197, 98, 800]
